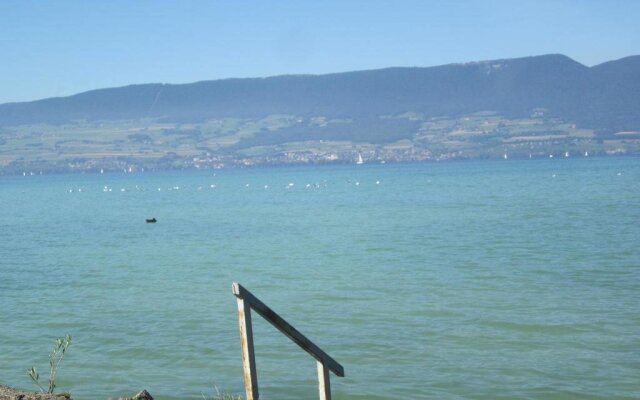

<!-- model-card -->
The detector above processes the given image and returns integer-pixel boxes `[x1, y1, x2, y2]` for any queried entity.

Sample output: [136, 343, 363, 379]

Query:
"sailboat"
[356, 153, 364, 165]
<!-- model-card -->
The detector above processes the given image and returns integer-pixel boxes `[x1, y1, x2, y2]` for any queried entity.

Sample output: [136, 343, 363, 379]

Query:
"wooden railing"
[232, 283, 345, 400]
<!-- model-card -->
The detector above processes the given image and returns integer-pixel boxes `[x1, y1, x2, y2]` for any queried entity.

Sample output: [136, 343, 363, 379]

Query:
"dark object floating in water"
[146, 218, 157, 223]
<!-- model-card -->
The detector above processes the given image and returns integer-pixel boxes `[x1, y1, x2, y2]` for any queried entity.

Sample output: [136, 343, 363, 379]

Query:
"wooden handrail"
[232, 282, 345, 400]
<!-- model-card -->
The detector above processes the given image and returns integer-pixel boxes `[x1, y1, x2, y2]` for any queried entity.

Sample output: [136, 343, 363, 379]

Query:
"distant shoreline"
[0, 151, 637, 177]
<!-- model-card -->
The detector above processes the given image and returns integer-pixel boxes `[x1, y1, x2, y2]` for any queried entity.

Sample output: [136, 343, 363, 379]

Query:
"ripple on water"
[1, 159, 639, 399]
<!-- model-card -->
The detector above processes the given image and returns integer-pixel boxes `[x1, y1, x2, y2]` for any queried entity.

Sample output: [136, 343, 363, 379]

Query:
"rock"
[0, 385, 153, 400]
[0, 384, 71, 400]
[111, 390, 154, 400]
[126, 390, 153, 400]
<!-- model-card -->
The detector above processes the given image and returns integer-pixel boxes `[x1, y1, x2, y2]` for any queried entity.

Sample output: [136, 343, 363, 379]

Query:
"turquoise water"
[1, 157, 639, 399]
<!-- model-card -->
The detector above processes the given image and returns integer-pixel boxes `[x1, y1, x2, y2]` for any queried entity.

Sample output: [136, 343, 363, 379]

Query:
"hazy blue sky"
[1, 0, 639, 104]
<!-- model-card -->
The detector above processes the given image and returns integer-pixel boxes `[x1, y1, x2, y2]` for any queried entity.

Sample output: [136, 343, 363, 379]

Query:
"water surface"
[1, 157, 639, 399]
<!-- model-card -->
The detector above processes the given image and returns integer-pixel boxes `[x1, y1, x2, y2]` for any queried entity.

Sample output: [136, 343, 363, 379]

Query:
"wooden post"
[237, 296, 259, 400]
[232, 283, 344, 377]
[232, 282, 344, 400]
[317, 361, 331, 400]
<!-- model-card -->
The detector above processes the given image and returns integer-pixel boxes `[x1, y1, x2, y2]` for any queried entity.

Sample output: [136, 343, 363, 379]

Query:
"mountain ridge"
[1, 53, 637, 130]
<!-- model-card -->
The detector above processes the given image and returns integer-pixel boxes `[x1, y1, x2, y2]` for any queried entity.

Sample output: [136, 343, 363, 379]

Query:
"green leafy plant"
[28, 334, 72, 394]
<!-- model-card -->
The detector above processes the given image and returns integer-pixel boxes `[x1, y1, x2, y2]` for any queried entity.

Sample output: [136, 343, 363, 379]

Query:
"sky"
[1, 0, 639, 104]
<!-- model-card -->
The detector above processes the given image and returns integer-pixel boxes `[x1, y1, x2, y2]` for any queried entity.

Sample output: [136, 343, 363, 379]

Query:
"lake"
[1, 157, 639, 399]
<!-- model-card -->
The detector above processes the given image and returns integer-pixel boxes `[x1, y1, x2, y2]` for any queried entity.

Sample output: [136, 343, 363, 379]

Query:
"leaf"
[29, 366, 39, 381]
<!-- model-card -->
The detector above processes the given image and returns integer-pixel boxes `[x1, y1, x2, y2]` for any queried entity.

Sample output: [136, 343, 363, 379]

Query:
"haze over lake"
[1, 157, 638, 399]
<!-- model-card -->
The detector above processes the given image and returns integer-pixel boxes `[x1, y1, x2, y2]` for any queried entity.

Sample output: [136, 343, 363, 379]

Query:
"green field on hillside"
[0, 111, 637, 174]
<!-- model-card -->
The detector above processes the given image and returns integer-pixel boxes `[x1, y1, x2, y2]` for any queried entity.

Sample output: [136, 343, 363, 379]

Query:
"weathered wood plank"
[232, 282, 344, 377]
[236, 296, 259, 400]
[317, 361, 332, 400]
